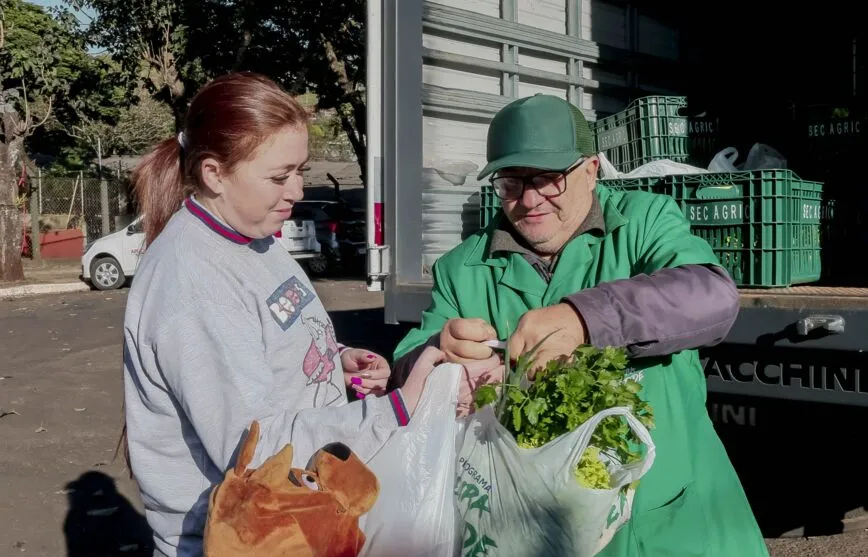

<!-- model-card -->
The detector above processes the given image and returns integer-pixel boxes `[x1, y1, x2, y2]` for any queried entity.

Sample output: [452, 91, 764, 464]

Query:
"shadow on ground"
[63, 471, 154, 557]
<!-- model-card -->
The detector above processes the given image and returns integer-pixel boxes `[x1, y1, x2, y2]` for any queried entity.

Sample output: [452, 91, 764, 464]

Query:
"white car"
[82, 216, 325, 290]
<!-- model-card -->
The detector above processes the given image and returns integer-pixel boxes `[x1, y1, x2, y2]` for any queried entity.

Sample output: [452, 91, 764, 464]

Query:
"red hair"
[132, 72, 310, 244]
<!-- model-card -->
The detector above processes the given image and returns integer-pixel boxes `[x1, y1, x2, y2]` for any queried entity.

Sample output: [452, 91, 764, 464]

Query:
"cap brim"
[476, 151, 583, 180]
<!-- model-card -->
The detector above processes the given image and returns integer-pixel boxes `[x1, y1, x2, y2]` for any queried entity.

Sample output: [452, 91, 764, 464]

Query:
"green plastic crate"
[479, 184, 500, 229]
[597, 176, 665, 192]
[604, 170, 824, 288]
[592, 96, 690, 173]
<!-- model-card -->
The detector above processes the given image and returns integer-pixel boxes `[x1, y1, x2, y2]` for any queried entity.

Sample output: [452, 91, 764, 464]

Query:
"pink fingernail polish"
[357, 392, 365, 399]
[367, 354, 375, 359]
[351, 376, 362, 385]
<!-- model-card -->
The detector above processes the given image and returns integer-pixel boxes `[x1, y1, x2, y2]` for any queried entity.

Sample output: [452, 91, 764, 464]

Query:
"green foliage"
[1, 0, 87, 127]
[475, 344, 654, 490]
[54, 0, 369, 167]
[1, 1, 141, 166]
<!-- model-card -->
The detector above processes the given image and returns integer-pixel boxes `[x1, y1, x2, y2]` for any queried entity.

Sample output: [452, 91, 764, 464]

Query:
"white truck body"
[365, 0, 868, 413]
[366, 0, 682, 323]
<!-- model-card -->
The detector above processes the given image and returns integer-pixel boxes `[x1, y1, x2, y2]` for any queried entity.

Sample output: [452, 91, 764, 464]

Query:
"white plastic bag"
[708, 146, 740, 172]
[453, 406, 655, 557]
[597, 151, 708, 179]
[359, 363, 464, 557]
[707, 143, 788, 172]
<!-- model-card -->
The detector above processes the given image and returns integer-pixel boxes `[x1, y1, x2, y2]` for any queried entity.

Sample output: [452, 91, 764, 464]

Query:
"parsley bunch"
[475, 343, 654, 489]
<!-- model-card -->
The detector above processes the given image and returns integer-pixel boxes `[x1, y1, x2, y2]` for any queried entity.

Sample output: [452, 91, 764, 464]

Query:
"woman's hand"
[400, 346, 447, 416]
[341, 348, 391, 399]
[399, 347, 504, 419]
[456, 356, 504, 417]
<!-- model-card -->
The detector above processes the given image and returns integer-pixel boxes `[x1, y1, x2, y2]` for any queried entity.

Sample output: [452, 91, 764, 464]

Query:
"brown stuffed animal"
[203, 421, 380, 557]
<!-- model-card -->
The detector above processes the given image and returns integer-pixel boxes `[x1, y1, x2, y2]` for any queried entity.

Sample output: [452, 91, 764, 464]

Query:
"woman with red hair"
[121, 72, 497, 557]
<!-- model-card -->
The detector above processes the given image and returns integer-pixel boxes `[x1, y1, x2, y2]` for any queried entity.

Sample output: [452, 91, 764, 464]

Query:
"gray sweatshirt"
[123, 196, 409, 557]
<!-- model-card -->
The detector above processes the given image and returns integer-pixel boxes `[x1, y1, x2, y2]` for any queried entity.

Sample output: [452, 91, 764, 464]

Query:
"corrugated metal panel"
[638, 14, 678, 60]
[427, 0, 499, 17]
[407, 0, 683, 280]
[582, 62, 629, 118]
[517, 0, 566, 34]
[582, 0, 627, 49]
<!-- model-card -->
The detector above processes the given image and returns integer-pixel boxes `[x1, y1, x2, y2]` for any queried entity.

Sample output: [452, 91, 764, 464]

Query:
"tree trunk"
[321, 37, 367, 183]
[339, 112, 366, 183]
[0, 137, 25, 282]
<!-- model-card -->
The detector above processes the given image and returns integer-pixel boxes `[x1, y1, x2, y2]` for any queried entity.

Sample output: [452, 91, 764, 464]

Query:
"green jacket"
[394, 185, 768, 557]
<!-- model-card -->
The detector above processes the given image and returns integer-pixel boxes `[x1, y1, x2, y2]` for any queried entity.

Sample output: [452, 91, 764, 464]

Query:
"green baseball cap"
[477, 94, 597, 180]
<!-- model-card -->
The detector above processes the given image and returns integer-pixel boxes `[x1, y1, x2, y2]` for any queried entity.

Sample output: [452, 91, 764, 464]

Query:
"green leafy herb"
[474, 344, 654, 489]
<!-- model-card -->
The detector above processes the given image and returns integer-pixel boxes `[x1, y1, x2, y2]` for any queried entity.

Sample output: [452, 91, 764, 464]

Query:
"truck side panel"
[376, 0, 681, 324]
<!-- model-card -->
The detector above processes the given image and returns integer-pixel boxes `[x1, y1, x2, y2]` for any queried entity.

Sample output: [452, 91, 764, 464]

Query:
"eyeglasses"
[490, 158, 586, 201]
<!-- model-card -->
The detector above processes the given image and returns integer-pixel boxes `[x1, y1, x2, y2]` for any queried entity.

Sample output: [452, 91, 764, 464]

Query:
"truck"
[365, 0, 868, 540]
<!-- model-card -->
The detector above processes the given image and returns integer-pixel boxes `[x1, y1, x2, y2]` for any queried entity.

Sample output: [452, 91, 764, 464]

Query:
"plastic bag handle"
[402, 363, 463, 433]
[565, 406, 653, 470]
[596, 152, 623, 179]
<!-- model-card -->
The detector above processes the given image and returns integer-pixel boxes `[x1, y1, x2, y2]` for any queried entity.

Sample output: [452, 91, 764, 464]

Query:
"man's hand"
[341, 348, 391, 399]
[507, 303, 587, 379]
[439, 318, 498, 364]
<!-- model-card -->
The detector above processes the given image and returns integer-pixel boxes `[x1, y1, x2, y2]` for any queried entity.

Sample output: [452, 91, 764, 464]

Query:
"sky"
[27, 0, 96, 24]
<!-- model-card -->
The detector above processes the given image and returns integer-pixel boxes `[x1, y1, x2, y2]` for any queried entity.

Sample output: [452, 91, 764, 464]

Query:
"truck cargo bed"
[739, 287, 868, 310]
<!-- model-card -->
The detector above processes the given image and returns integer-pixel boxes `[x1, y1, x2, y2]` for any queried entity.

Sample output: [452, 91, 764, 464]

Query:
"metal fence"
[31, 170, 133, 243]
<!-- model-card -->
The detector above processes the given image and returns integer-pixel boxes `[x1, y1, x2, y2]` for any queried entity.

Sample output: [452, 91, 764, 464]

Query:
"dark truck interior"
[618, 1, 868, 539]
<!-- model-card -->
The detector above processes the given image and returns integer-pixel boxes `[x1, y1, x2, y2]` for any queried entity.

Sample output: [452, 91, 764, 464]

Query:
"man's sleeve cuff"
[563, 288, 624, 348]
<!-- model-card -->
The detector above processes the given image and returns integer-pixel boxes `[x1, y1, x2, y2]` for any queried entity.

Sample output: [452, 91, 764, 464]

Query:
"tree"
[67, 0, 204, 128]
[212, 1, 368, 179]
[1, 0, 84, 280]
[62, 60, 173, 160]
[66, 0, 369, 177]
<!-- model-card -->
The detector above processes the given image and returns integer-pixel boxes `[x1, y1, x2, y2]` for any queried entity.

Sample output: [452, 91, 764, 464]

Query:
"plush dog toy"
[203, 421, 380, 557]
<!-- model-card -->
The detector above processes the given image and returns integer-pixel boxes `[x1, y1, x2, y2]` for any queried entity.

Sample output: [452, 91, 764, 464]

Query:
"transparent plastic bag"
[708, 147, 740, 172]
[708, 143, 788, 172]
[743, 143, 787, 170]
[454, 406, 656, 557]
[359, 363, 464, 557]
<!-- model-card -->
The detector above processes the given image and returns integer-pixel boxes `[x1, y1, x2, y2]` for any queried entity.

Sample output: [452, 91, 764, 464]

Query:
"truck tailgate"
[703, 287, 868, 406]
[739, 286, 868, 310]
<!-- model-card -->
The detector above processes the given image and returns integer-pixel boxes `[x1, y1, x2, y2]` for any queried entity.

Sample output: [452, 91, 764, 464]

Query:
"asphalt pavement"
[1, 281, 866, 556]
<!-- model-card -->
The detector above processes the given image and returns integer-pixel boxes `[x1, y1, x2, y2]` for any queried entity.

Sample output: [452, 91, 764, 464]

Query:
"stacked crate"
[785, 103, 866, 285]
[478, 95, 831, 288]
[591, 96, 691, 173]
[600, 171, 824, 288]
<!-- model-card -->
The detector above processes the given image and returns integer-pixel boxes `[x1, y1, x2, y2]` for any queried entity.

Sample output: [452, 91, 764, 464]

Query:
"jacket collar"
[465, 184, 628, 268]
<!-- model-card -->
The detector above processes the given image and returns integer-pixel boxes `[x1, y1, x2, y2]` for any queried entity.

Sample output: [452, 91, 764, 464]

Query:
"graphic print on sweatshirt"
[267, 276, 316, 330]
[301, 315, 344, 406]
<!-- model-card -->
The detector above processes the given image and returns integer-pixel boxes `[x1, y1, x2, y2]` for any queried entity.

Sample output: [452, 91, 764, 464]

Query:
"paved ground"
[1, 280, 867, 556]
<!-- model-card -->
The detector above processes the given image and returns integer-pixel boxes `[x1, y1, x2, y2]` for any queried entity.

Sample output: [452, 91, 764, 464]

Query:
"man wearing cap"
[391, 94, 768, 556]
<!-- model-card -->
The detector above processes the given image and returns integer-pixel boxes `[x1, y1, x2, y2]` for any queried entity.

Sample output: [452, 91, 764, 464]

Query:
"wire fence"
[28, 170, 134, 244]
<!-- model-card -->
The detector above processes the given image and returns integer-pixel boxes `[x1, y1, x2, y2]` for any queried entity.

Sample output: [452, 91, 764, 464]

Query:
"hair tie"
[177, 131, 188, 150]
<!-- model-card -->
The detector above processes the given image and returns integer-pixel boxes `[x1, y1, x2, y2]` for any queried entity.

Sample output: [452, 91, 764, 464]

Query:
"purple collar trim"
[184, 196, 252, 245]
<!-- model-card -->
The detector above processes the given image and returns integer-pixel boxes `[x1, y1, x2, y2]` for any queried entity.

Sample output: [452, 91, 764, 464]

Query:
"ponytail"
[131, 137, 191, 246]
[119, 137, 187, 479]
